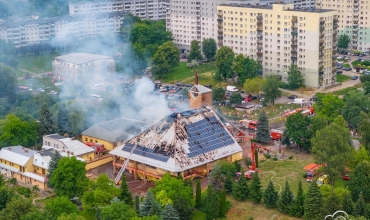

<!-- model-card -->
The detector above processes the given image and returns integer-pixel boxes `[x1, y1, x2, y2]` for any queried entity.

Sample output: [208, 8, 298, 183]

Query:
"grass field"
[160, 62, 218, 84]
[336, 74, 351, 83]
[14, 53, 57, 73]
[192, 209, 207, 220]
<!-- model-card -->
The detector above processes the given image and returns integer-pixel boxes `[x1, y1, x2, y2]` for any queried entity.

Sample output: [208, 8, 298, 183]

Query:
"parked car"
[337, 61, 344, 64]
[175, 82, 184, 87]
[337, 56, 343, 59]
[352, 76, 359, 80]
[50, 91, 58, 95]
[310, 97, 318, 101]
[345, 57, 351, 60]
[343, 67, 352, 71]
[337, 70, 343, 74]
[288, 95, 298, 99]
[363, 71, 370, 75]
[36, 88, 45, 92]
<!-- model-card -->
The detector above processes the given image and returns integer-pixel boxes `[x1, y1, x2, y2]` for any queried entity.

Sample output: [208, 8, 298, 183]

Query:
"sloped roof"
[23, 172, 47, 183]
[110, 107, 242, 172]
[82, 118, 152, 143]
[33, 151, 53, 170]
[41, 145, 86, 162]
[189, 84, 212, 94]
[60, 138, 95, 156]
[0, 146, 37, 166]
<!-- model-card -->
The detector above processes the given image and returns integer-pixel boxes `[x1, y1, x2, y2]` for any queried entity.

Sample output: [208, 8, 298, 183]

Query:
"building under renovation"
[110, 106, 243, 181]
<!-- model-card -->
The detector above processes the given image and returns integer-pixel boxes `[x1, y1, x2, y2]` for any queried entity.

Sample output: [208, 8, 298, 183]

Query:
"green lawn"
[336, 74, 351, 83]
[160, 62, 217, 84]
[342, 63, 351, 68]
[192, 209, 207, 220]
[14, 53, 57, 73]
[352, 60, 370, 70]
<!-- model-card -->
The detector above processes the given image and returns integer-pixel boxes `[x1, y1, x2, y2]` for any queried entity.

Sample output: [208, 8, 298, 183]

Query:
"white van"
[90, 94, 103, 102]
[226, 86, 239, 92]
[291, 98, 304, 104]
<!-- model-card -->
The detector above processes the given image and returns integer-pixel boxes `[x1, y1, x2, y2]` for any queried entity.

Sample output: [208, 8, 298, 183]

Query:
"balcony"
[217, 23, 223, 28]
[196, 23, 201, 27]
[333, 24, 338, 29]
[257, 46, 263, 50]
[196, 13, 200, 17]
[319, 39, 324, 46]
[217, 29, 223, 34]
[333, 18, 338, 24]
[354, 3, 359, 6]
[291, 31, 298, 36]
[257, 57, 263, 62]
[291, 55, 297, 60]
[257, 27, 263, 31]
[353, 18, 359, 22]
[291, 38, 297, 42]
[257, 21, 262, 26]
[291, 41, 297, 46]
[257, 38, 263, 44]
[218, 35, 223, 39]
[320, 20, 325, 25]
[257, 15, 263, 21]
[320, 26, 325, 31]
[257, 51, 263, 56]
[291, 24, 298, 29]
[320, 45, 324, 50]
[291, 50, 297, 54]
[217, 18, 223, 23]
[291, 17, 297, 22]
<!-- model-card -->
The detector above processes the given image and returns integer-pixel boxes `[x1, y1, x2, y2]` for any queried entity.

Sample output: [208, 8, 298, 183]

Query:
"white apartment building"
[217, 3, 338, 88]
[316, 0, 370, 52]
[69, 0, 168, 20]
[166, 0, 316, 53]
[0, 12, 127, 47]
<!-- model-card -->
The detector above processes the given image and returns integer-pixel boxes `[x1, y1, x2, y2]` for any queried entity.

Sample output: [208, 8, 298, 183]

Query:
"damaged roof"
[110, 107, 242, 173]
[82, 118, 151, 143]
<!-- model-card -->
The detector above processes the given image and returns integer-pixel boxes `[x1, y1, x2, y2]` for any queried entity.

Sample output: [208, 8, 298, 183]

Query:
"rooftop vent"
[24, 149, 28, 153]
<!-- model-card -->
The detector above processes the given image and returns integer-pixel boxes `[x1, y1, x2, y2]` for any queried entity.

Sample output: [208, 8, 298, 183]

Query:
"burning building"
[110, 106, 242, 181]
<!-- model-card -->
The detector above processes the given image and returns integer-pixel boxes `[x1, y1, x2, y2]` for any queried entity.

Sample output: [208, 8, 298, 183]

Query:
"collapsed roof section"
[110, 107, 242, 172]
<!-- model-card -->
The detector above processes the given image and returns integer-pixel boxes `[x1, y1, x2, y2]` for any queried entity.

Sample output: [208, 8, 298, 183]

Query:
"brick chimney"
[64, 133, 68, 137]
[195, 70, 198, 85]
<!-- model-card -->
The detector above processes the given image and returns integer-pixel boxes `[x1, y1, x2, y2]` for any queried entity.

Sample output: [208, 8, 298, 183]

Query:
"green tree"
[135, 195, 140, 214]
[313, 94, 344, 122]
[355, 192, 366, 217]
[348, 161, 370, 202]
[232, 55, 261, 85]
[362, 81, 370, 95]
[351, 146, 370, 168]
[342, 191, 354, 216]
[57, 213, 86, 220]
[285, 113, 312, 151]
[212, 87, 225, 103]
[205, 186, 220, 220]
[152, 41, 179, 77]
[233, 160, 241, 172]
[215, 46, 234, 80]
[195, 180, 201, 208]
[342, 91, 370, 129]
[0, 198, 36, 220]
[21, 210, 46, 220]
[45, 196, 78, 220]
[249, 173, 262, 203]
[202, 38, 217, 61]
[289, 181, 304, 217]
[263, 75, 281, 105]
[172, 194, 194, 220]
[0, 187, 10, 211]
[338, 34, 351, 49]
[140, 191, 155, 216]
[333, 115, 347, 128]
[49, 157, 89, 199]
[256, 110, 271, 143]
[161, 203, 179, 220]
[359, 112, 370, 151]
[188, 40, 202, 62]
[304, 182, 323, 220]
[243, 77, 266, 96]
[309, 116, 328, 138]
[278, 180, 294, 214]
[209, 162, 226, 192]
[101, 201, 137, 220]
[229, 92, 243, 105]
[0, 63, 16, 100]
[39, 103, 56, 135]
[0, 114, 38, 147]
[219, 190, 227, 217]
[232, 170, 249, 201]
[323, 189, 341, 217]
[232, 54, 246, 79]
[68, 108, 84, 137]
[311, 123, 353, 186]
[119, 174, 133, 205]
[224, 176, 233, 193]
[46, 151, 62, 188]
[287, 65, 304, 90]
[57, 104, 72, 135]
[264, 180, 278, 208]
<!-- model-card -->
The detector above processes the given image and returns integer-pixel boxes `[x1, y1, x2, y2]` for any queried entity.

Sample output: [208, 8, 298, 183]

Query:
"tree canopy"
[0, 63, 16, 100]
[215, 46, 234, 80]
[263, 75, 281, 105]
[44, 196, 79, 220]
[342, 91, 370, 129]
[348, 161, 370, 202]
[285, 113, 312, 151]
[313, 94, 344, 122]
[229, 93, 243, 106]
[152, 42, 180, 77]
[202, 38, 217, 61]
[232, 55, 261, 84]
[0, 114, 38, 147]
[338, 34, 351, 49]
[287, 65, 303, 90]
[243, 77, 266, 96]
[212, 87, 225, 102]
[187, 40, 202, 62]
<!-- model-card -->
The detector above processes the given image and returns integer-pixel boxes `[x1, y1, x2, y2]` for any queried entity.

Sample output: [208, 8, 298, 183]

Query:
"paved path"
[17, 69, 47, 80]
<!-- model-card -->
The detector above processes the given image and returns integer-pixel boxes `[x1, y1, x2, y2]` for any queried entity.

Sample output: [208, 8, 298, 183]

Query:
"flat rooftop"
[54, 53, 114, 65]
[218, 3, 334, 13]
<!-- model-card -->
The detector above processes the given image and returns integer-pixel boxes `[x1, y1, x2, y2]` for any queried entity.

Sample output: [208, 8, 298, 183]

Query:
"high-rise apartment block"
[69, 0, 168, 20]
[166, 0, 316, 53]
[217, 3, 338, 88]
[316, 0, 370, 52]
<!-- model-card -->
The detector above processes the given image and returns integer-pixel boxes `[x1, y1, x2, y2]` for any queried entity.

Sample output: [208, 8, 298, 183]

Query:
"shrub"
[186, 60, 199, 68]
[278, 82, 289, 89]
[288, 156, 293, 159]
[226, 200, 232, 212]
[244, 157, 252, 167]
[265, 154, 271, 159]
[303, 174, 307, 178]
[273, 157, 278, 161]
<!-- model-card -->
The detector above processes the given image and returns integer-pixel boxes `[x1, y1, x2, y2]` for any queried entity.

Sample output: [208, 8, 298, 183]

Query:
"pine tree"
[324, 188, 341, 216]
[161, 203, 180, 220]
[205, 186, 220, 220]
[140, 191, 154, 216]
[119, 174, 133, 205]
[39, 103, 56, 135]
[195, 180, 201, 209]
[254, 150, 259, 168]
[256, 110, 271, 143]
[355, 192, 366, 217]
[233, 160, 241, 172]
[95, 206, 102, 220]
[249, 173, 262, 203]
[135, 194, 140, 214]
[303, 181, 323, 220]
[151, 199, 161, 216]
[278, 180, 294, 213]
[342, 191, 354, 216]
[232, 171, 249, 201]
[173, 194, 194, 220]
[263, 180, 278, 208]
[289, 180, 305, 217]
[56, 104, 72, 135]
[224, 176, 233, 193]
[46, 151, 62, 188]
[219, 190, 227, 217]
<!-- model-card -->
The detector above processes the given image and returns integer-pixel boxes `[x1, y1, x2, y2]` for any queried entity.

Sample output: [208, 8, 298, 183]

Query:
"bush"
[288, 156, 293, 159]
[303, 174, 307, 178]
[264, 153, 271, 159]
[186, 60, 199, 68]
[226, 200, 232, 212]
[17, 186, 31, 198]
[278, 82, 289, 89]
[244, 157, 252, 167]
[273, 157, 278, 161]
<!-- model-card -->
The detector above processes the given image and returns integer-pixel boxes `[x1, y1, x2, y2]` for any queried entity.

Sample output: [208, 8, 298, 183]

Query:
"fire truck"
[270, 129, 283, 140]
[85, 142, 106, 156]
[239, 119, 258, 130]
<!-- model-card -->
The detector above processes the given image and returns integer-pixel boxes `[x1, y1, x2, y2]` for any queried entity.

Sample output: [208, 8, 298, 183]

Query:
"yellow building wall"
[24, 158, 35, 172]
[82, 135, 115, 151]
[85, 156, 113, 170]
[79, 152, 96, 161]
[34, 166, 48, 175]
[231, 152, 243, 162]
